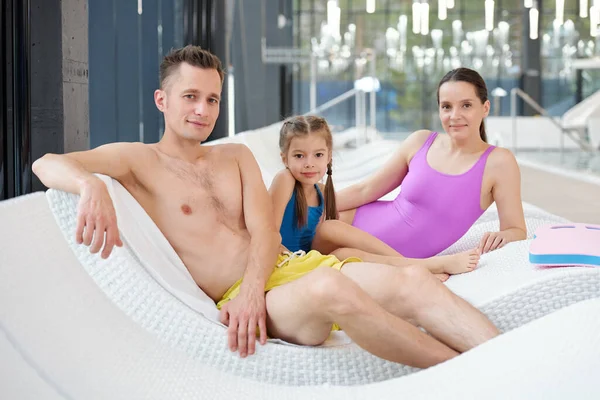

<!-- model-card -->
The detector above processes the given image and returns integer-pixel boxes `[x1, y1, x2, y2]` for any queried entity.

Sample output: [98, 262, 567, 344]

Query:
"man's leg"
[265, 266, 458, 368]
[339, 262, 500, 352]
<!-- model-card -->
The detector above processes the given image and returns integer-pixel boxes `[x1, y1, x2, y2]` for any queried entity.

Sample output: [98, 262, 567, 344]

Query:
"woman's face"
[438, 81, 490, 141]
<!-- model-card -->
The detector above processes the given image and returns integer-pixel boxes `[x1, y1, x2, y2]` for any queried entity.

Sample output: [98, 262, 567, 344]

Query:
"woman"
[313, 68, 527, 274]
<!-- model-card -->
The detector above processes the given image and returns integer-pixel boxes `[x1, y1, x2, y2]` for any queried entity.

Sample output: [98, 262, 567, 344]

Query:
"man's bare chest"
[131, 158, 244, 223]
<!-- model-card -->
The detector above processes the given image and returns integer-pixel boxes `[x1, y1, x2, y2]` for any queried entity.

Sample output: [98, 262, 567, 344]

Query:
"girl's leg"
[338, 209, 356, 225]
[313, 219, 479, 276]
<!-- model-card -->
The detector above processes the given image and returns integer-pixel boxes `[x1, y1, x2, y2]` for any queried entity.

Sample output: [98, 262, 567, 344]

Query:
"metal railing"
[304, 86, 376, 147]
[510, 88, 596, 162]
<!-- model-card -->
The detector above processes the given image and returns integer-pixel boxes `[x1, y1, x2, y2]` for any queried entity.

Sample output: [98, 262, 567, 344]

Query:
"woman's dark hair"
[279, 115, 337, 228]
[437, 68, 488, 142]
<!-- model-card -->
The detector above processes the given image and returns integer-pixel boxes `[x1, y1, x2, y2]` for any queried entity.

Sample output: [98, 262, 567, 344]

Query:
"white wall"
[486, 117, 581, 150]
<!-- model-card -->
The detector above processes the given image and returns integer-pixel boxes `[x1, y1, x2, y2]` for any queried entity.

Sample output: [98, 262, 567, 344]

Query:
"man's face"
[155, 62, 222, 142]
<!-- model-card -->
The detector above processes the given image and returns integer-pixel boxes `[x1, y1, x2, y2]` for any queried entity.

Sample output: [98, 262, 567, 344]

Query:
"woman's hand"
[477, 231, 508, 254]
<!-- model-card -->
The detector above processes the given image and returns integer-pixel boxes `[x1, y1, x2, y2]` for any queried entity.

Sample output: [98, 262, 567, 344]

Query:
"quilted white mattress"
[38, 185, 600, 387]
[1, 126, 600, 398]
[0, 193, 599, 399]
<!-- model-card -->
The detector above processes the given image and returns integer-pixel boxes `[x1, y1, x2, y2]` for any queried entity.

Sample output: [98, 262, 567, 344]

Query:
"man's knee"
[306, 266, 358, 315]
[393, 264, 436, 301]
[306, 266, 344, 299]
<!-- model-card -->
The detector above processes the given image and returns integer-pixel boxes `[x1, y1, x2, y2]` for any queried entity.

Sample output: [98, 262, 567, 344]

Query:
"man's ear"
[154, 89, 166, 112]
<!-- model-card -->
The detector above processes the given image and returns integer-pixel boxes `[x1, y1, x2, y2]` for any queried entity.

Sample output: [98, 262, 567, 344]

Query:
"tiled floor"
[520, 165, 600, 224]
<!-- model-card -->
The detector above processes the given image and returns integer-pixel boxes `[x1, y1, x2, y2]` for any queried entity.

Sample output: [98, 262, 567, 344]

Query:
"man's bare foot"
[434, 273, 450, 282]
[425, 249, 480, 275]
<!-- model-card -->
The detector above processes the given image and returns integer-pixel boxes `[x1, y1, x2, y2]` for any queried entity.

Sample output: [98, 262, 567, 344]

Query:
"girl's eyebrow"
[291, 148, 327, 152]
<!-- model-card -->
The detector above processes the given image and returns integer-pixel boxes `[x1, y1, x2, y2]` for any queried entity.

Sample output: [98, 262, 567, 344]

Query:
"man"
[33, 45, 499, 368]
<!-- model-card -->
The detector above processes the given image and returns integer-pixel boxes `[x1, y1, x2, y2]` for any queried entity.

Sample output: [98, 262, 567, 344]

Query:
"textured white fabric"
[94, 174, 219, 321]
[38, 187, 600, 386]
[0, 194, 598, 399]
[2, 128, 600, 397]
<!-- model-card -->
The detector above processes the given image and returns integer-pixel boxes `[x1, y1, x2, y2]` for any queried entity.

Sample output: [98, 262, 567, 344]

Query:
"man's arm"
[32, 143, 137, 194]
[32, 143, 140, 258]
[219, 144, 280, 358]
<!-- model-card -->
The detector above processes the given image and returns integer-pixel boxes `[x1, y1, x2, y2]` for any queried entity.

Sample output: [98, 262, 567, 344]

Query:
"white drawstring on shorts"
[276, 250, 306, 268]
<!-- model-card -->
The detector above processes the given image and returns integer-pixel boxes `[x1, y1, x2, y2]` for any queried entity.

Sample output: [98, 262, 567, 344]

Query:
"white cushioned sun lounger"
[1, 127, 599, 398]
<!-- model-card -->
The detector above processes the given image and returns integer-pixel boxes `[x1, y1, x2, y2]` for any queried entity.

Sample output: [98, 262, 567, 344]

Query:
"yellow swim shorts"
[217, 250, 361, 331]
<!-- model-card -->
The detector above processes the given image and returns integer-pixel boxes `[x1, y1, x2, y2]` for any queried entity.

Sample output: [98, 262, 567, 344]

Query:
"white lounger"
[1, 127, 599, 398]
[1, 192, 599, 399]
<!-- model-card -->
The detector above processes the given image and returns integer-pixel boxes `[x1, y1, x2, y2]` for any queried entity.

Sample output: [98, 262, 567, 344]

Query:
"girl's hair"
[437, 68, 489, 142]
[279, 115, 337, 228]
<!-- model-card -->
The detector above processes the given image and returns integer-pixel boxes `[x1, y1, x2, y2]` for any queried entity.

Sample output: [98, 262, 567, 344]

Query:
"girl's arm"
[336, 130, 431, 211]
[268, 169, 296, 231]
[479, 148, 527, 253]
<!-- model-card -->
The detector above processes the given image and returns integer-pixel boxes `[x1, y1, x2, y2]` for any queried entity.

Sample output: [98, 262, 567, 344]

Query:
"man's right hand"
[76, 178, 123, 259]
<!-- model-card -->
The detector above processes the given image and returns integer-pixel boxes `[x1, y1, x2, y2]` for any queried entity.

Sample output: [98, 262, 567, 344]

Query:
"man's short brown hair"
[159, 45, 225, 89]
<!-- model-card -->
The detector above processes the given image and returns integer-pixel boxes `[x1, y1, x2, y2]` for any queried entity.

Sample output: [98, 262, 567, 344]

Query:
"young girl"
[270, 115, 480, 280]
[269, 116, 337, 254]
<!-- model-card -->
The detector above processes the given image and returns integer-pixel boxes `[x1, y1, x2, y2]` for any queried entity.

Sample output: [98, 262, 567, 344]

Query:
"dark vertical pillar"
[575, 69, 583, 104]
[192, 0, 228, 141]
[12, 0, 32, 195]
[162, 0, 176, 53]
[0, 0, 9, 199]
[520, 0, 542, 115]
[90, 0, 186, 147]
[141, 0, 160, 143]
[280, 65, 293, 118]
[89, 0, 118, 147]
[0, 0, 89, 196]
[116, 1, 140, 143]
[232, 0, 293, 133]
[30, 0, 63, 191]
[278, 0, 293, 119]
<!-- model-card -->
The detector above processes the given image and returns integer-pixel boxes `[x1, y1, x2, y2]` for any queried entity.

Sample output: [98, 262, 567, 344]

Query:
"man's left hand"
[219, 288, 268, 358]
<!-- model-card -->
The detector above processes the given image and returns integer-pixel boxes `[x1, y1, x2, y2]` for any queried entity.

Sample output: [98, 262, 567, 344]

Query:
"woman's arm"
[268, 169, 296, 231]
[479, 148, 527, 253]
[336, 130, 431, 211]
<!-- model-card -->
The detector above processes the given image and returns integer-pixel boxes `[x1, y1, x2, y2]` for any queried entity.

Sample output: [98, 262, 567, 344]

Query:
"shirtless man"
[33, 45, 499, 368]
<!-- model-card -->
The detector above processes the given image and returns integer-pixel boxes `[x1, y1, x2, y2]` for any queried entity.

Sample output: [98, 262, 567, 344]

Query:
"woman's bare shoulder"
[487, 146, 518, 168]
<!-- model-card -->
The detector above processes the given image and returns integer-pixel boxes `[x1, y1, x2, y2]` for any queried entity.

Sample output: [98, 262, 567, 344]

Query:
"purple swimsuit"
[352, 132, 496, 258]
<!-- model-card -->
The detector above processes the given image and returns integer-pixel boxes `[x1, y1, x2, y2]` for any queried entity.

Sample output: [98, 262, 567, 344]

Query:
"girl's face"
[282, 133, 331, 186]
[438, 81, 490, 141]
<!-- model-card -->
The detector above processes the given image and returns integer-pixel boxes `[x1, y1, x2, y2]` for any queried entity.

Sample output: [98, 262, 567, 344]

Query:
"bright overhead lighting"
[485, 0, 495, 31]
[580, 0, 588, 18]
[529, 5, 539, 40]
[412, 1, 421, 34]
[366, 0, 376, 13]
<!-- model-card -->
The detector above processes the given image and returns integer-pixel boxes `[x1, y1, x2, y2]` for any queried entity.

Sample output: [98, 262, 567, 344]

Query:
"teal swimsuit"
[279, 185, 324, 252]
